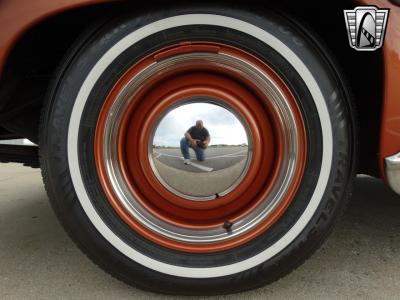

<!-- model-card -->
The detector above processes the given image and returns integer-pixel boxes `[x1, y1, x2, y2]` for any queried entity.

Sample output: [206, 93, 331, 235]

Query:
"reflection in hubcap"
[150, 101, 252, 200]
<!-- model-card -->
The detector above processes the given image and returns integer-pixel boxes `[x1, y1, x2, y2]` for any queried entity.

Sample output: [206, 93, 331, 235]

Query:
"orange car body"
[357, 0, 400, 176]
[0, 0, 109, 74]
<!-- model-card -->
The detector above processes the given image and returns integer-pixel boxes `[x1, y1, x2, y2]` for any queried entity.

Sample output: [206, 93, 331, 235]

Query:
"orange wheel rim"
[94, 42, 307, 253]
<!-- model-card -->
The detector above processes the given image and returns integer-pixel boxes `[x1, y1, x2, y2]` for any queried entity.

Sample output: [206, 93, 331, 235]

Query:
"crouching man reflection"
[180, 120, 210, 165]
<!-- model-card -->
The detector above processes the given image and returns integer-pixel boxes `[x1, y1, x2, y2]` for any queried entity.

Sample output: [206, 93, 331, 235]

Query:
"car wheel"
[40, 6, 356, 295]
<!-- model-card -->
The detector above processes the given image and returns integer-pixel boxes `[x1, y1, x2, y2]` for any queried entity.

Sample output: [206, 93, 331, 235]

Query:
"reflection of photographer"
[180, 120, 210, 165]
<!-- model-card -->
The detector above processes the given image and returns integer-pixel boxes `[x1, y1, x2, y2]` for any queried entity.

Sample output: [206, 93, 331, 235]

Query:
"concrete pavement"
[153, 146, 248, 173]
[1, 163, 400, 299]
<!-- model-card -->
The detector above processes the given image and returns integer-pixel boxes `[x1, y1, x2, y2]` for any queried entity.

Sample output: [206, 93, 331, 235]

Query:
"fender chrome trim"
[385, 152, 400, 194]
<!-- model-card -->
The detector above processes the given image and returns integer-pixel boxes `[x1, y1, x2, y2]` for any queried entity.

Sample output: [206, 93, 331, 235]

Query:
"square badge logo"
[344, 6, 389, 51]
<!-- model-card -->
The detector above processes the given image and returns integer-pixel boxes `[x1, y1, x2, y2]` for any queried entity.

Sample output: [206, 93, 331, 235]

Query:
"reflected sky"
[153, 103, 248, 147]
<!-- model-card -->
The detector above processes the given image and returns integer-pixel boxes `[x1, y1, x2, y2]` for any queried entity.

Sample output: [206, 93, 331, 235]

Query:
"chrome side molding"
[385, 152, 400, 195]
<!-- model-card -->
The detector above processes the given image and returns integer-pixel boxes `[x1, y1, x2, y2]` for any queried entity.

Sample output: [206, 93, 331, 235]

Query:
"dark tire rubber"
[40, 6, 356, 295]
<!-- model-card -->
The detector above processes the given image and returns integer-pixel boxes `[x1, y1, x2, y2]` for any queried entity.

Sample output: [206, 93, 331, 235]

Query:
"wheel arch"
[0, 0, 122, 142]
